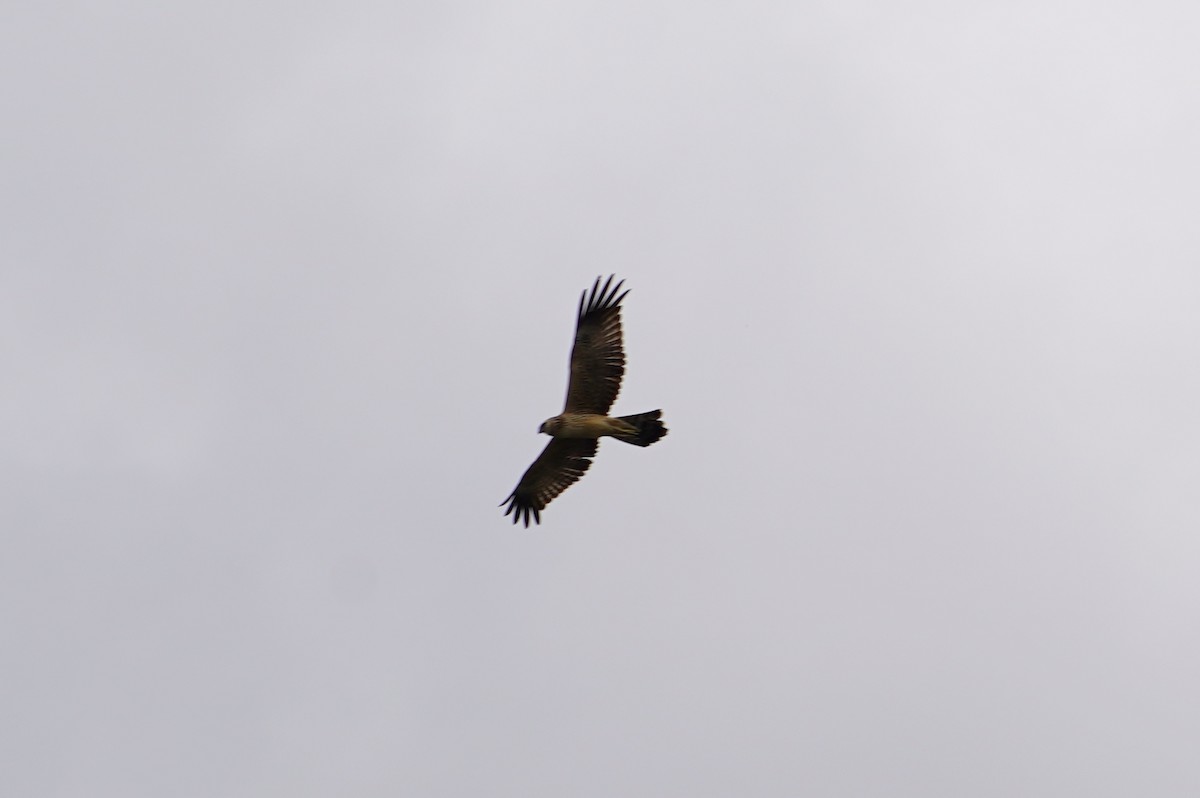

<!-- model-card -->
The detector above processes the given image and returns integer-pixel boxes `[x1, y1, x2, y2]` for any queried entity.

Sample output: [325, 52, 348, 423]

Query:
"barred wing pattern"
[563, 275, 629, 415]
[501, 439, 599, 527]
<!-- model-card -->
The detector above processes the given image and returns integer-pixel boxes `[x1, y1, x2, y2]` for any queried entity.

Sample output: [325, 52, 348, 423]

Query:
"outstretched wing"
[501, 438, 599, 527]
[563, 275, 629, 414]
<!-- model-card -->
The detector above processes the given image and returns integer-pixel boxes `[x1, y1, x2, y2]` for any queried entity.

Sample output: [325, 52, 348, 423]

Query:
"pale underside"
[540, 413, 636, 439]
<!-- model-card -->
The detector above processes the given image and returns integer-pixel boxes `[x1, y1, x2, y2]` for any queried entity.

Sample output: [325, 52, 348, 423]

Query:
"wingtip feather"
[578, 274, 629, 319]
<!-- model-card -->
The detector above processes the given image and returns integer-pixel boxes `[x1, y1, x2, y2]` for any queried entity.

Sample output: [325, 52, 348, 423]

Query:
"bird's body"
[539, 411, 664, 443]
[539, 413, 618, 438]
[502, 276, 667, 526]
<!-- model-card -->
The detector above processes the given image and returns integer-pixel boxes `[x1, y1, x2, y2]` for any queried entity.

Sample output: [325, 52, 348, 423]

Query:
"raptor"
[501, 276, 667, 526]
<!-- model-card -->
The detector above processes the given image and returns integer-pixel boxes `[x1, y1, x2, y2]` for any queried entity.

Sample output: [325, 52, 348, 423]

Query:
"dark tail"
[615, 410, 668, 447]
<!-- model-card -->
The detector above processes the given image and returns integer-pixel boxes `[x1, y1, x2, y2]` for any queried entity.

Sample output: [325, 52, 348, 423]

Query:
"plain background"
[4, 1, 1199, 795]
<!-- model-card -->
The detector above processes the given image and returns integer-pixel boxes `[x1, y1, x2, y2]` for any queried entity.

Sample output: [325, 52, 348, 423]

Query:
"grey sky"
[4, 1, 1199, 796]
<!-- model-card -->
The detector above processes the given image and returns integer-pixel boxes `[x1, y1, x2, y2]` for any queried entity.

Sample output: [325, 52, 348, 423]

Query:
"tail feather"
[615, 410, 668, 447]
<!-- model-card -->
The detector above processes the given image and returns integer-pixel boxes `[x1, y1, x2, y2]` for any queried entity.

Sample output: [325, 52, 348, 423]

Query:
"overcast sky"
[4, 1, 1200, 796]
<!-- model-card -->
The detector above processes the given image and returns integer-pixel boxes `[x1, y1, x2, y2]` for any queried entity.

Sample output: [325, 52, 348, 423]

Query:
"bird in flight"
[502, 275, 667, 526]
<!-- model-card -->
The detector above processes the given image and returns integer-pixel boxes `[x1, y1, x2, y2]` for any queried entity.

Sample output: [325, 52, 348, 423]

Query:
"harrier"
[502, 275, 667, 526]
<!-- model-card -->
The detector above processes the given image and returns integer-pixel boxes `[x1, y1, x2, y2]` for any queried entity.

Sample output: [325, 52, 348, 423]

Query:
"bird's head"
[539, 416, 562, 436]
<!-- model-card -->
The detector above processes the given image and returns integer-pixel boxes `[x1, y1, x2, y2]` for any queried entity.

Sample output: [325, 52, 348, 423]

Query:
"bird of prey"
[502, 275, 667, 526]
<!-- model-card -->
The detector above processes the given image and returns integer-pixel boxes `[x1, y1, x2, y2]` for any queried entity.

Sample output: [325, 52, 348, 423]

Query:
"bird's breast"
[553, 413, 615, 438]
